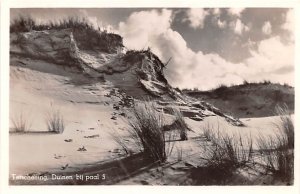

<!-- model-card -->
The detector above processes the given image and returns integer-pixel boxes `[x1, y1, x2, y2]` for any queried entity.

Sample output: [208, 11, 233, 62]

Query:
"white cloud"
[282, 9, 294, 41]
[246, 36, 294, 71]
[282, 9, 294, 32]
[227, 8, 245, 17]
[217, 19, 226, 29]
[262, 21, 272, 35]
[118, 9, 172, 50]
[245, 36, 294, 85]
[211, 8, 221, 16]
[231, 19, 249, 35]
[184, 8, 209, 29]
[118, 9, 294, 90]
[210, 9, 226, 29]
[242, 38, 256, 49]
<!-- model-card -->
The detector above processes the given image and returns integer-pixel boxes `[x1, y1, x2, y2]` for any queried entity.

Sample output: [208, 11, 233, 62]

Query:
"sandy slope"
[9, 59, 129, 175]
[10, 59, 290, 184]
[10, 57, 292, 186]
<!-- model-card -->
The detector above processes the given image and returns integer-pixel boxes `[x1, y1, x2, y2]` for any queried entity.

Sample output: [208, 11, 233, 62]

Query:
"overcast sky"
[11, 8, 295, 90]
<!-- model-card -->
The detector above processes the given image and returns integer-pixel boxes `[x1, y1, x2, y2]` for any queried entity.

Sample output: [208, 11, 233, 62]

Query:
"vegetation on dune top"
[182, 80, 294, 118]
[182, 80, 293, 93]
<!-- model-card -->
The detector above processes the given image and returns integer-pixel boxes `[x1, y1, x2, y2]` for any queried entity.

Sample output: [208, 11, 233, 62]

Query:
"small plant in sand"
[256, 104, 294, 183]
[200, 125, 253, 177]
[11, 111, 32, 132]
[46, 108, 65, 134]
[128, 101, 166, 163]
[162, 108, 189, 141]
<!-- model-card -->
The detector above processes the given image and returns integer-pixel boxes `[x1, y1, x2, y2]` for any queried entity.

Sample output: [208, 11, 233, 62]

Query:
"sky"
[11, 8, 295, 90]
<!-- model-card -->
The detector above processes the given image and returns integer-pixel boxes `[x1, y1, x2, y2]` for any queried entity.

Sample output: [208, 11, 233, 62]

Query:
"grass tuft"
[256, 104, 294, 183]
[109, 129, 132, 155]
[128, 101, 166, 163]
[200, 125, 253, 175]
[172, 108, 189, 140]
[11, 111, 32, 132]
[45, 108, 65, 134]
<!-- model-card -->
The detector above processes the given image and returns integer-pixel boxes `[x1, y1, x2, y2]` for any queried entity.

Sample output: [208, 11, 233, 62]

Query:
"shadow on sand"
[9, 131, 60, 136]
[10, 153, 160, 185]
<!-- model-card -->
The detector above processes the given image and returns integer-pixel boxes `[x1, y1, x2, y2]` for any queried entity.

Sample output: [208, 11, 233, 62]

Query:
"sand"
[9, 55, 291, 185]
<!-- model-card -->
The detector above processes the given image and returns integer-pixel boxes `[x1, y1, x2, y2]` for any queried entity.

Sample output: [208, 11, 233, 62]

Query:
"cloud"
[282, 9, 294, 41]
[217, 19, 226, 28]
[272, 66, 294, 75]
[231, 19, 249, 35]
[262, 21, 272, 35]
[184, 8, 209, 29]
[246, 36, 293, 71]
[210, 9, 226, 29]
[118, 9, 172, 50]
[211, 8, 221, 16]
[227, 8, 245, 17]
[282, 9, 294, 32]
[118, 9, 294, 90]
[244, 36, 294, 85]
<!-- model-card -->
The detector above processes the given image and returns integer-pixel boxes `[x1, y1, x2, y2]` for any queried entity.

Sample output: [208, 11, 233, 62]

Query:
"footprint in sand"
[84, 134, 100, 138]
[39, 172, 50, 176]
[61, 164, 69, 170]
[77, 146, 87, 151]
[119, 112, 126, 117]
[54, 154, 65, 159]
[140, 180, 150, 185]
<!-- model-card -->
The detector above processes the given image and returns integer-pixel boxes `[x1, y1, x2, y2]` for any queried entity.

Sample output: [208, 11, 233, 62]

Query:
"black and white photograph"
[0, 0, 299, 193]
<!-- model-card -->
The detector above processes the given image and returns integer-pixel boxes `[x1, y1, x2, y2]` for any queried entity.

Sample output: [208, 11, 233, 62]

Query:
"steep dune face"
[105, 50, 178, 98]
[10, 29, 122, 76]
[11, 29, 83, 68]
[10, 29, 177, 99]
